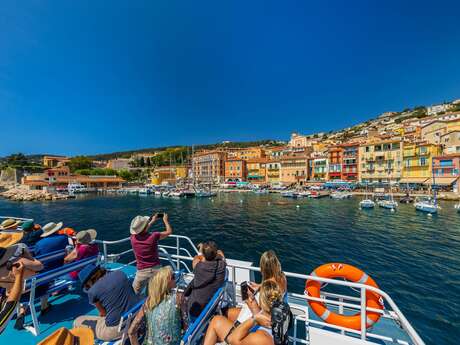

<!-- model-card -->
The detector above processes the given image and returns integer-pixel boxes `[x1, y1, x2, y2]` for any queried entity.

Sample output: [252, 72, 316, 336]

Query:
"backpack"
[271, 300, 293, 345]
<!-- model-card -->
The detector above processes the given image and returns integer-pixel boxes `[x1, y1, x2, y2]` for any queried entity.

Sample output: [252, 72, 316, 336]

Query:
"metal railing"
[96, 234, 425, 345]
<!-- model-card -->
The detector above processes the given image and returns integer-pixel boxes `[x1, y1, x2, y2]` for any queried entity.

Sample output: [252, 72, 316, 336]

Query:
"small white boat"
[415, 197, 440, 214]
[253, 189, 269, 194]
[68, 183, 88, 194]
[169, 190, 184, 198]
[360, 199, 375, 208]
[330, 191, 352, 199]
[281, 190, 296, 198]
[195, 190, 216, 198]
[297, 191, 311, 198]
[138, 187, 153, 195]
[154, 191, 162, 196]
[378, 199, 398, 210]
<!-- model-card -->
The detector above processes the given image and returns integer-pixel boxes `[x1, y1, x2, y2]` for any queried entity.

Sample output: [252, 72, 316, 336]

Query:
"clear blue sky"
[1, 1, 460, 156]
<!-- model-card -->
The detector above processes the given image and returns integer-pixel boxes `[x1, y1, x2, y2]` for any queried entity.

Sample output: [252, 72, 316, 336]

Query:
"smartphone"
[156, 213, 164, 218]
[241, 281, 249, 301]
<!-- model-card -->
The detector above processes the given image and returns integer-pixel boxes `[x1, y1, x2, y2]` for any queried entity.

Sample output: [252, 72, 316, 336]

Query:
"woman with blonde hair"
[128, 266, 181, 345]
[226, 250, 287, 323]
[204, 280, 282, 345]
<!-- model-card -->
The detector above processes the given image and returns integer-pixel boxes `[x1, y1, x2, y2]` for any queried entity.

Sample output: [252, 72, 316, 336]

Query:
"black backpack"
[271, 300, 293, 345]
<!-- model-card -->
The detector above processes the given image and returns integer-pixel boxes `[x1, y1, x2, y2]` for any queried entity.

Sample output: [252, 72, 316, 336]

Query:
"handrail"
[96, 235, 425, 345]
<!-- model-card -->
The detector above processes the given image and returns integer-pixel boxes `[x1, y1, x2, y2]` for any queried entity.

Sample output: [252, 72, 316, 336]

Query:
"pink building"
[432, 154, 460, 193]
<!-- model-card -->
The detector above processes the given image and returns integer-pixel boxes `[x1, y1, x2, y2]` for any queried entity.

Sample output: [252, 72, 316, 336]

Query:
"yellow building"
[358, 139, 403, 183]
[421, 118, 460, 144]
[226, 147, 266, 160]
[246, 158, 269, 184]
[151, 165, 188, 185]
[43, 155, 70, 168]
[401, 142, 441, 183]
[266, 159, 281, 184]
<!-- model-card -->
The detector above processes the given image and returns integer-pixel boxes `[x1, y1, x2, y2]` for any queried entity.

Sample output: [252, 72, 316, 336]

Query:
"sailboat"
[415, 163, 440, 214]
[360, 184, 375, 208]
[377, 186, 398, 210]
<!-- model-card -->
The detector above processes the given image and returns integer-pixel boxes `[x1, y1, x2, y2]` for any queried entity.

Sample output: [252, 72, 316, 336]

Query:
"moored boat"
[414, 197, 440, 214]
[360, 199, 375, 208]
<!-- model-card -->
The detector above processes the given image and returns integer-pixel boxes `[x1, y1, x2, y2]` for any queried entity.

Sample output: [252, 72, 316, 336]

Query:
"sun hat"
[78, 263, 100, 287]
[130, 215, 150, 235]
[0, 232, 24, 248]
[37, 327, 94, 345]
[0, 218, 21, 230]
[76, 229, 97, 244]
[21, 220, 34, 231]
[0, 244, 19, 267]
[40, 222, 64, 238]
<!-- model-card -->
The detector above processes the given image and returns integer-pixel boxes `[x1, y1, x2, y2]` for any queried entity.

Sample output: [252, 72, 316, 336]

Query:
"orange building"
[43, 155, 70, 168]
[246, 157, 269, 184]
[279, 154, 309, 186]
[328, 146, 343, 180]
[226, 147, 266, 160]
[192, 150, 227, 184]
[225, 160, 247, 181]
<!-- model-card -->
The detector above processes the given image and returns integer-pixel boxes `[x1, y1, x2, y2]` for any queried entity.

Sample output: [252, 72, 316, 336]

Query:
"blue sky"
[1, 1, 460, 156]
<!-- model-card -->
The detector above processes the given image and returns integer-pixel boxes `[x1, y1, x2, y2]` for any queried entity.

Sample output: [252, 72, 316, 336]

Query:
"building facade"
[440, 131, 460, 154]
[358, 139, 403, 183]
[401, 142, 441, 183]
[279, 155, 309, 186]
[192, 151, 227, 184]
[432, 154, 460, 193]
[227, 147, 266, 160]
[246, 158, 269, 184]
[341, 143, 359, 181]
[266, 159, 281, 184]
[43, 156, 70, 168]
[224, 160, 247, 181]
[328, 147, 343, 180]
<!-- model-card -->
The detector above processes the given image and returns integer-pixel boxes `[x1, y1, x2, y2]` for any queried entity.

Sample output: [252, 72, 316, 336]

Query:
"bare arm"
[64, 248, 78, 263]
[7, 263, 25, 303]
[159, 213, 173, 240]
[19, 257, 43, 272]
[228, 318, 273, 345]
[128, 304, 146, 345]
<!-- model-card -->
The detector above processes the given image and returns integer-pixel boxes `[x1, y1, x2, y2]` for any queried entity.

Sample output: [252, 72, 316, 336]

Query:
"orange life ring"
[305, 263, 383, 330]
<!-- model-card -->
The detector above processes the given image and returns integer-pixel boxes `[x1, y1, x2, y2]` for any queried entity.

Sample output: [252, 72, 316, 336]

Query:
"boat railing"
[96, 235, 424, 345]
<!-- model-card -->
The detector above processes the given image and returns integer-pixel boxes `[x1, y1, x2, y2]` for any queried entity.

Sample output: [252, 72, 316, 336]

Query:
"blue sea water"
[0, 193, 459, 345]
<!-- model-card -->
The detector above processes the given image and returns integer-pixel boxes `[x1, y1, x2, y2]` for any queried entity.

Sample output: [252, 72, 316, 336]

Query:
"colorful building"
[151, 165, 188, 185]
[192, 150, 227, 184]
[311, 158, 328, 181]
[43, 155, 70, 168]
[401, 142, 441, 185]
[440, 130, 460, 154]
[266, 159, 281, 184]
[106, 158, 131, 170]
[246, 158, 269, 184]
[341, 143, 359, 181]
[358, 139, 403, 183]
[279, 154, 309, 186]
[432, 154, 460, 193]
[421, 118, 460, 144]
[328, 146, 343, 180]
[224, 159, 247, 181]
[226, 147, 266, 160]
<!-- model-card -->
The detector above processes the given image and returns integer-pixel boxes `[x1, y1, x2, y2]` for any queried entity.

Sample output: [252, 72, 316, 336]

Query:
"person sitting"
[130, 212, 173, 294]
[187, 241, 226, 319]
[0, 253, 25, 335]
[74, 264, 141, 341]
[0, 218, 20, 231]
[128, 266, 182, 345]
[203, 280, 282, 345]
[19, 220, 43, 247]
[227, 250, 287, 323]
[0, 243, 44, 329]
[64, 229, 99, 280]
[34, 222, 72, 271]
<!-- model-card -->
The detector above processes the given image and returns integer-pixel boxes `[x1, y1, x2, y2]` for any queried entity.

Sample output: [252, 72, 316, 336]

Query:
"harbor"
[1, 192, 459, 344]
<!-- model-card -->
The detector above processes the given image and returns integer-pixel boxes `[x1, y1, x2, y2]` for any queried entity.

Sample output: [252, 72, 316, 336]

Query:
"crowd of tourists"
[0, 214, 291, 345]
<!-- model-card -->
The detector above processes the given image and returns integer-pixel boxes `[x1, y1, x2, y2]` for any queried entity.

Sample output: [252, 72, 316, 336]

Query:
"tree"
[139, 156, 145, 167]
[68, 156, 93, 172]
[146, 157, 151, 167]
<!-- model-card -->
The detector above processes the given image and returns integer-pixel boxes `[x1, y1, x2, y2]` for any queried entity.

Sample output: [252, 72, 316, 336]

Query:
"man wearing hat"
[130, 212, 173, 294]
[34, 222, 72, 271]
[64, 229, 99, 280]
[19, 220, 43, 247]
[74, 264, 140, 341]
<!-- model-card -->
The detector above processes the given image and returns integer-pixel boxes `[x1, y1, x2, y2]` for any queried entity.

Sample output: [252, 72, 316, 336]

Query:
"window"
[365, 146, 370, 152]
[383, 143, 391, 151]
[405, 159, 410, 168]
[392, 143, 400, 150]
[419, 146, 427, 154]
[419, 158, 427, 166]
[374, 145, 382, 152]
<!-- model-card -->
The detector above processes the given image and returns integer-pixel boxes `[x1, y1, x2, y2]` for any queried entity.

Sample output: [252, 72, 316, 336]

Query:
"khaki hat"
[130, 215, 150, 235]
[0, 232, 23, 248]
[37, 327, 94, 345]
[0, 218, 21, 230]
[41, 222, 64, 238]
[76, 229, 97, 244]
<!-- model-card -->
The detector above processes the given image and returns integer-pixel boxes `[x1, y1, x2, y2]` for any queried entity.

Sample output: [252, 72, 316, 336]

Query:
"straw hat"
[76, 229, 97, 244]
[0, 232, 23, 248]
[0, 218, 21, 230]
[37, 327, 94, 345]
[0, 244, 19, 267]
[41, 222, 64, 238]
[130, 215, 150, 235]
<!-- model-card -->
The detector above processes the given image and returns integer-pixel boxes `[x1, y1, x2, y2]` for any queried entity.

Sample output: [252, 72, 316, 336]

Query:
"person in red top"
[130, 212, 173, 294]
[64, 229, 99, 280]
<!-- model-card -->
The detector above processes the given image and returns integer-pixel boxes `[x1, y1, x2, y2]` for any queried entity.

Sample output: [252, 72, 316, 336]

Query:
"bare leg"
[226, 307, 242, 322]
[203, 315, 234, 345]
